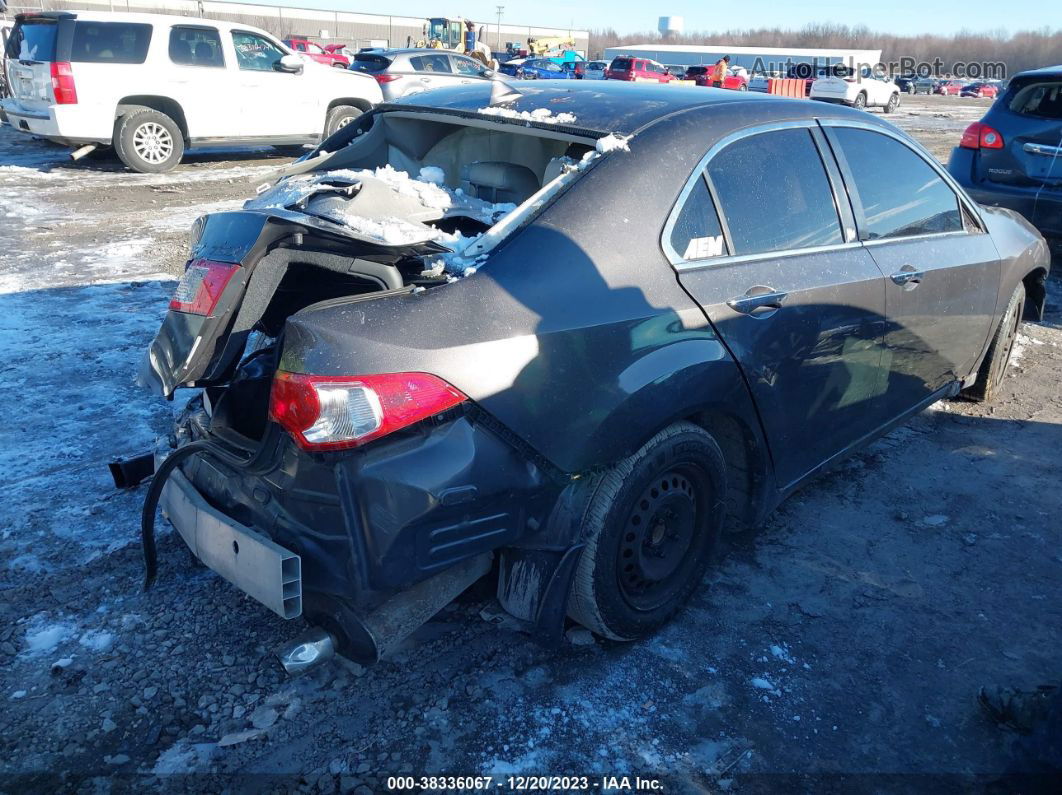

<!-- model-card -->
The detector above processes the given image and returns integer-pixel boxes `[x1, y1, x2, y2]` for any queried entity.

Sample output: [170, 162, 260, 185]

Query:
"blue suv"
[948, 65, 1062, 243]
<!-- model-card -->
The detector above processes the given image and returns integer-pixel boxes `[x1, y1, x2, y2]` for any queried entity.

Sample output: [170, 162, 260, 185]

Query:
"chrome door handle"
[727, 286, 788, 315]
[890, 266, 924, 288]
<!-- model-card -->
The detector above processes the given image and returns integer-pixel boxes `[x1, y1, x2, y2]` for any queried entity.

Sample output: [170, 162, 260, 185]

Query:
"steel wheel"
[132, 122, 174, 165]
[617, 467, 704, 611]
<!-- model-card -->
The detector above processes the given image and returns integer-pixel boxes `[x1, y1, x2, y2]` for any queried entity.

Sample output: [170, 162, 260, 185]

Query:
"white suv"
[1, 11, 383, 172]
[810, 67, 901, 113]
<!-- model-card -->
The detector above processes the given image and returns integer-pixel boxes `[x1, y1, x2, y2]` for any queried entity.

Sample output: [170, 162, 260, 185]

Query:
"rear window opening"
[1008, 79, 1062, 120]
[179, 112, 604, 438]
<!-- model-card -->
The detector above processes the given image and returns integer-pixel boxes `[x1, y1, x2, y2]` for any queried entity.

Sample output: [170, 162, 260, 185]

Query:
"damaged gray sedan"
[133, 82, 1051, 670]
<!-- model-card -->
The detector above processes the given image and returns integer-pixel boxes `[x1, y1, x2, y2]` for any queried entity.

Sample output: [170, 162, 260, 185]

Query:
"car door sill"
[778, 380, 961, 499]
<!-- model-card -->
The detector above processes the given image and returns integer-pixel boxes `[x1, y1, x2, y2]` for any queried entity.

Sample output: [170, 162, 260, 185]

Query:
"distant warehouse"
[601, 44, 883, 74]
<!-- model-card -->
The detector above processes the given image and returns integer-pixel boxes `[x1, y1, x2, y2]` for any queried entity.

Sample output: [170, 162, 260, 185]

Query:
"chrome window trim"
[817, 117, 987, 234]
[861, 230, 970, 248]
[674, 241, 865, 273]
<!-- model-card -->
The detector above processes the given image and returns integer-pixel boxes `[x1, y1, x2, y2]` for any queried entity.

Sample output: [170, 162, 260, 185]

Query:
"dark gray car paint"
[151, 85, 1050, 645]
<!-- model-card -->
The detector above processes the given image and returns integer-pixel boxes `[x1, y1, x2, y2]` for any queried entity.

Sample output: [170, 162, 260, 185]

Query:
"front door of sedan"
[823, 123, 1001, 405]
[669, 124, 891, 489]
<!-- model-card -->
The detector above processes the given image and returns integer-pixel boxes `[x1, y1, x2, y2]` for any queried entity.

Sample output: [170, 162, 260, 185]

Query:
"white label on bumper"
[161, 469, 302, 619]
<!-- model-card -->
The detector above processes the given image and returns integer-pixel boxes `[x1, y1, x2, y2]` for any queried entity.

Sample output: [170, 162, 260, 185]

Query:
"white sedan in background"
[811, 68, 901, 112]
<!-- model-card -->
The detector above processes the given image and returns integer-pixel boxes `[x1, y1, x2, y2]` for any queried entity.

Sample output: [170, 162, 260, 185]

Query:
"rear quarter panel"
[979, 204, 1052, 317]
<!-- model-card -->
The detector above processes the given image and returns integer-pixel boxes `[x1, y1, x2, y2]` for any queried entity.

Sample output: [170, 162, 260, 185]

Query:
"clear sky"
[248, 0, 1054, 37]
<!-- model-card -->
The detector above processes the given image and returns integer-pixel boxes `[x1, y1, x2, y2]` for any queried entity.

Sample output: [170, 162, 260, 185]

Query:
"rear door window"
[669, 175, 726, 261]
[5, 19, 59, 61]
[707, 128, 844, 255]
[71, 21, 152, 64]
[410, 53, 451, 73]
[169, 26, 224, 68]
[830, 127, 962, 239]
[610, 58, 631, 71]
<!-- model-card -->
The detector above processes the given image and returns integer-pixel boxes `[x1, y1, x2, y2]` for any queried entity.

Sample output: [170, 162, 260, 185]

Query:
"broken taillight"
[269, 371, 467, 451]
[50, 62, 78, 105]
[169, 259, 238, 315]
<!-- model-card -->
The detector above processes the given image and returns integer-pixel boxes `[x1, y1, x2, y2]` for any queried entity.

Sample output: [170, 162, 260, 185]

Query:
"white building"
[602, 43, 883, 74]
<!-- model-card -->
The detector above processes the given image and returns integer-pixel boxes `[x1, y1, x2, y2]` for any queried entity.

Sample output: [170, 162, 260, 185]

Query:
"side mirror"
[482, 68, 495, 78]
[277, 54, 303, 74]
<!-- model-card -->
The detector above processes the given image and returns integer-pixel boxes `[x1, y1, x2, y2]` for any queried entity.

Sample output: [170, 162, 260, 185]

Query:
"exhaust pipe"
[276, 627, 336, 676]
[70, 144, 98, 161]
[293, 552, 493, 673]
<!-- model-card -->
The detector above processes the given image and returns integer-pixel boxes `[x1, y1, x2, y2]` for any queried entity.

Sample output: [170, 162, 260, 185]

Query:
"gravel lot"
[1, 93, 1060, 791]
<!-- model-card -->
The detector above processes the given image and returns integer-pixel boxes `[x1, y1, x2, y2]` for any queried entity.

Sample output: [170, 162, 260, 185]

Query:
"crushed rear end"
[137, 103, 609, 663]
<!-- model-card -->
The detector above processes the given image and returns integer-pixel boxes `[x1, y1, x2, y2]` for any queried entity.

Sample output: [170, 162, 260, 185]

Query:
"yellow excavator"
[525, 35, 577, 57]
[410, 17, 494, 66]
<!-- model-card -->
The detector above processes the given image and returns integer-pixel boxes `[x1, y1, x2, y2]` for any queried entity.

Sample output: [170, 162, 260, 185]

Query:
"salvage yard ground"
[1, 94, 1060, 790]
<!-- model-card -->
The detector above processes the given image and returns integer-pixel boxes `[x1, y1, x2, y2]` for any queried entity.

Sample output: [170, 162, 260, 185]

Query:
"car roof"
[389, 81, 885, 136]
[360, 48, 474, 58]
[18, 9, 273, 37]
[1011, 64, 1062, 80]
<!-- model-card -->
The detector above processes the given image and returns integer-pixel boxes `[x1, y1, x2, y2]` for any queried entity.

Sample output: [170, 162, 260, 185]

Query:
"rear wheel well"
[686, 410, 770, 532]
[115, 96, 189, 142]
[1022, 267, 1048, 321]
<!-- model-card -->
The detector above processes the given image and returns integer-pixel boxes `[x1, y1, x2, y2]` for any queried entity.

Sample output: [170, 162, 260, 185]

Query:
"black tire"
[331, 62, 346, 68]
[738, 83, 748, 91]
[568, 422, 726, 641]
[884, 92, 900, 113]
[852, 92, 867, 109]
[964, 283, 1025, 402]
[907, 84, 916, 94]
[324, 104, 363, 138]
[114, 109, 184, 173]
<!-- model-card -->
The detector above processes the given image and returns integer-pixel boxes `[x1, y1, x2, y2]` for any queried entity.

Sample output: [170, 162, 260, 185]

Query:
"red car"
[961, 82, 999, 99]
[936, 80, 965, 96]
[684, 65, 749, 91]
[283, 38, 350, 68]
[604, 56, 673, 83]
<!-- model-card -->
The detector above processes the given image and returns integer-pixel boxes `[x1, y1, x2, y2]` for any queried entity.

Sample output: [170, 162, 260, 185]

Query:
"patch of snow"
[23, 621, 75, 655]
[769, 644, 795, 664]
[417, 166, 446, 185]
[750, 677, 776, 690]
[79, 630, 115, 653]
[475, 106, 577, 125]
[595, 133, 631, 153]
[11, 690, 27, 700]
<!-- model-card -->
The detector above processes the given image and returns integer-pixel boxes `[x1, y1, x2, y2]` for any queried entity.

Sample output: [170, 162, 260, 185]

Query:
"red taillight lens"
[374, 74, 401, 84]
[50, 62, 78, 105]
[960, 122, 1004, 150]
[168, 259, 238, 315]
[269, 371, 467, 451]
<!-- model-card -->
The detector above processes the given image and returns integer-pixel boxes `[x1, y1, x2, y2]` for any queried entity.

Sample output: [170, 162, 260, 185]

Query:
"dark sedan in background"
[949, 65, 1062, 243]
[137, 83, 1050, 668]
